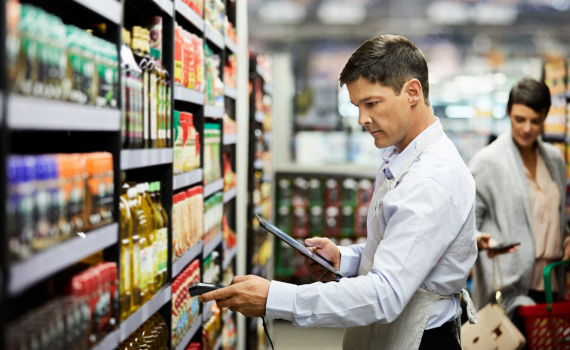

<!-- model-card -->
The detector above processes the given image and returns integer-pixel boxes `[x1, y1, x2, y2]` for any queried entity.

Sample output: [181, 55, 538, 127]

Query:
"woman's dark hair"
[507, 78, 551, 117]
[339, 35, 430, 106]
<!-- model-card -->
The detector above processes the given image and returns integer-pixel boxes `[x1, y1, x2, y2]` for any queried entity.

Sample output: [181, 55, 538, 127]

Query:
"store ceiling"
[248, 0, 570, 46]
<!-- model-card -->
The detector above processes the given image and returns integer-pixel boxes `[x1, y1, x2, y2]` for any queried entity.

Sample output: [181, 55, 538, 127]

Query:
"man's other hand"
[198, 275, 270, 317]
[297, 237, 341, 282]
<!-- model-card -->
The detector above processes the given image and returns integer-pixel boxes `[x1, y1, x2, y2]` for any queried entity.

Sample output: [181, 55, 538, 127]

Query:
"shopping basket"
[519, 260, 570, 350]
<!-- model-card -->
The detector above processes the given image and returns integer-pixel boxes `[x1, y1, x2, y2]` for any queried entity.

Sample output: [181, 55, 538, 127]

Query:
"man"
[200, 35, 478, 350]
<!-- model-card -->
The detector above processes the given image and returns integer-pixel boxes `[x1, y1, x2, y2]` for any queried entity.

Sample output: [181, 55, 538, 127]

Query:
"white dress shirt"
[265, 119, 478, 329]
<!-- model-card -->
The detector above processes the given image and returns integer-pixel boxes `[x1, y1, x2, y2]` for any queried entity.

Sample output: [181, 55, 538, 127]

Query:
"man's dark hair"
[506, 78, 551, 117]
[339, 35, 430, 105]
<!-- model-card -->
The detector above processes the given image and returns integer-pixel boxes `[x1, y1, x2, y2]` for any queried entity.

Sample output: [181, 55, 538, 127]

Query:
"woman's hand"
[477, 233, 518, 258]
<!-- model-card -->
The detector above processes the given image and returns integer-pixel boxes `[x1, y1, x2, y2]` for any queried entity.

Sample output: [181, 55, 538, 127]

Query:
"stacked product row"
[119, 181, 169, 320]
[204, 46, 224, 107]
[172, 187, 204, 262]
[7, 1, 118, 106]
[172, 260, 201, 348]
[204, 193, 223, 246]
[173, 111, 201, 176]
[6, 153, 114, 261]
[174, 25, 205, 94]
[6, 262, 119, 349]
[204, 124, 222, 185]
[121, 21, 172, 149]
[120, 313, 169, 350]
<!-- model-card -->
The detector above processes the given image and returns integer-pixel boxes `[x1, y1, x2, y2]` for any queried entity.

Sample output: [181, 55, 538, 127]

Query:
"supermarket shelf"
[203, 300, 216, 322]
[255, 111, 265, 123]
[263, 83, 273, 96]
[152, 0, 174, 16]
[213, 336, 222, 350]
[225, 35, 238, 54]
[224, 309, 233, 324]
[8, 95, 120, 131]
[174, 0, 204, 32]
[203, 232, 222, 258]
[224, 86, 237, 99]
[223, 133, 237, 145]
[223, 187, 237, 203]
[172, 241, 203, 278]
[73, 0, 122, 24]
[205, 25, 224, 50]
[254, 159, 264, 169]
[222, 246, 237, 270]
[174, 169, 203, 190]
[8, 223, 118, 296]
[91, 329, 120, 350]
[120, 285, 172, 341]
[204, 178, 224, 197]
[174, 86, 205, 105]
[175, 317, 202, 350]
[204, 105, 225, 118]
[121, 149, 173, 170]
[275, 163, 378, 179]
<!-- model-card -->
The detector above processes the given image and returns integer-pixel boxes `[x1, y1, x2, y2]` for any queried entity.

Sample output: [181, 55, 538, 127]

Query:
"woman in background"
[469, 78, 569, 343]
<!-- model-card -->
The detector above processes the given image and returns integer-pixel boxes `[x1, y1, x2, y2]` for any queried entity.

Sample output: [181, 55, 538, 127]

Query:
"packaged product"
[148, 16, 162, 65]
[174, 24, 183, 85]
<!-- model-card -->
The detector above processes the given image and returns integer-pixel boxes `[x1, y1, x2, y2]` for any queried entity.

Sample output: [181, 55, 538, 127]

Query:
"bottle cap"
[127, 187, 137, 199]
[136, 184, 145, 194]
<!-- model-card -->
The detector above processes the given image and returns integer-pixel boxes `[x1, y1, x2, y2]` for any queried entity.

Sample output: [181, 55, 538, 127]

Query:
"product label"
[133, 242, 141, 286]
[140, 247, 150, 290]
[122, 244, 131, 290]
[150, 70, 157, 141]
[158, 228, 167, 273]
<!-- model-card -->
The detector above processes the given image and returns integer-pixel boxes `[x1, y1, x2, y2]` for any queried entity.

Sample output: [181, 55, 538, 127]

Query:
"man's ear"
[406, 79, 422, 107]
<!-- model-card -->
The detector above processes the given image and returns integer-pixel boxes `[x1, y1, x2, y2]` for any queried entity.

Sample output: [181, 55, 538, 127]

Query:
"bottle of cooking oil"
[151, 182, 168, 289]
[131, 27, 150, 149]
[143, 182, 163, 291]
[119, 184, 133, 320]
[127, 186, 145, 309]
[136, 183, 155, 301]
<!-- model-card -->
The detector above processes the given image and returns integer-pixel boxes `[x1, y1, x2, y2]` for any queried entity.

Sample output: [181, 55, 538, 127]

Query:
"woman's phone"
[488, 242, 520, 251]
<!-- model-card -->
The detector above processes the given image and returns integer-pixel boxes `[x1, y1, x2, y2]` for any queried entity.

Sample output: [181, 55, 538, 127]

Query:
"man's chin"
[374, 139, 391, 149]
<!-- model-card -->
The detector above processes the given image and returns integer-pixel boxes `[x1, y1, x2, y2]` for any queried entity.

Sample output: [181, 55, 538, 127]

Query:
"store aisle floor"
[273, 320, 345, 350]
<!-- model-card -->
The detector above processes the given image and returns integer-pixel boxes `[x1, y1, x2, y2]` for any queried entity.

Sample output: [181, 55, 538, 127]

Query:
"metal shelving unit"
[1, 0, 243, 348]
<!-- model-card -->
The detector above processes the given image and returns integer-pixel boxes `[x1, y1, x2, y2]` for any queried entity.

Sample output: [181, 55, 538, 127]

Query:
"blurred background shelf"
[121, 149, 174, 170]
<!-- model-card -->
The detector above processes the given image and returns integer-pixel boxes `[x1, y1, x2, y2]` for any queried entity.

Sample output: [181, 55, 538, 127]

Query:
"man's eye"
[368, 102, 377, 107]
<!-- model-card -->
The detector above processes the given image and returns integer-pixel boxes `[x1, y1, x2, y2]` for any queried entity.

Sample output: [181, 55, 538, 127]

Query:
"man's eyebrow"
[359, 96, 383, 103]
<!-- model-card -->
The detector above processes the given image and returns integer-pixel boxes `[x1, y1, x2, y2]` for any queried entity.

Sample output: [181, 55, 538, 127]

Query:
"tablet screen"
[256, 214, 342, 278]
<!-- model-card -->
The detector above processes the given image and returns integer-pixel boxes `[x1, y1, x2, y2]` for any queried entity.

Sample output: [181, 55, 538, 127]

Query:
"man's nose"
[358, 110, 369, 126]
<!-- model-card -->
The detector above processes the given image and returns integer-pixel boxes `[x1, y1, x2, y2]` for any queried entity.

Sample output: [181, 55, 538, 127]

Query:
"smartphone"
[188, 282, 225, 297]
[488, 242, 520, 251]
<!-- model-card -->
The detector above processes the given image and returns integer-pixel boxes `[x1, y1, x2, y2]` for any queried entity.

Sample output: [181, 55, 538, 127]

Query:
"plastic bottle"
[119, 186, 133, 320]
[127, 187, 145, 309]
[143, 182, 162, 291]
[151, 182, 168, 288]
[131, 26, 150, 149]
[135, 183, 154, 300]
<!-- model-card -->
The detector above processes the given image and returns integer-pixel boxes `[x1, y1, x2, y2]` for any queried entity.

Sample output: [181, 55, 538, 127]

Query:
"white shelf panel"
[224, 35, 237, 54]
[224, 309, 234, 324]
[172, 241, 203, 278]
[204, 178, 224, 197]
[254, 159, 264, 170]
[152, 0, 174, 16]
[8, 223, 118, 296]
[91, 329, 120, 350]
[214, 336, 222, 350]
[205, 25, 224, 50]
[174, 169, 203, 190]
[203, 232, 222, 258]
[8, 95, 120, 131]
[203, 300, 216, 322]
[175, 0, 204, 32]
[73, 0, 122, 24]
[121, 149, 173, 170]
[174, 86, 205, 105]
[224, 86, 237, 99]
[255, 111, 265, 123]
[223, 187, 237, 203]
[223, 133, 237, 145]
[204, 105, 225, 118]
[120, 285, 172, 341]
[223, 246, 237, 270]
[175, 317, 202, 350]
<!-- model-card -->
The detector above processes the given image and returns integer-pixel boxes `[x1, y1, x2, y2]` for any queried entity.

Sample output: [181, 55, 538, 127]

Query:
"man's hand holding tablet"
[297, 237, 342, 282]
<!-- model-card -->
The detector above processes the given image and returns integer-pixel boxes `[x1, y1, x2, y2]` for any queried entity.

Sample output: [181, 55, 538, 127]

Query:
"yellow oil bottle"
[151, 182, 168, 289]
[119, 184, 133, 320]
[136, 183, 156, 300]
[143, 182, 163, 291]
[127, 186, 146, 309]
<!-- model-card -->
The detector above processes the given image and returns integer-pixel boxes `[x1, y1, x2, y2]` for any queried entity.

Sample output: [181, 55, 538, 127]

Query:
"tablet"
[256, 214, 342, 278]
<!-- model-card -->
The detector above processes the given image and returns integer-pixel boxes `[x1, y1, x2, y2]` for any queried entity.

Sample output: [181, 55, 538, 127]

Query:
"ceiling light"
[317, 1, 366, 24]
[258, 1, 307, 25]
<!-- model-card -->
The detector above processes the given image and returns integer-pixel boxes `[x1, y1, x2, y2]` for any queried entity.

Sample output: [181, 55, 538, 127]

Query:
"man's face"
[347, 77, 411, 150]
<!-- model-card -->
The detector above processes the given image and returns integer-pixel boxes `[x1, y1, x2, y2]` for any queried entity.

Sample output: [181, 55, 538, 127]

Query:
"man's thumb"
[305, 237, 327, 248]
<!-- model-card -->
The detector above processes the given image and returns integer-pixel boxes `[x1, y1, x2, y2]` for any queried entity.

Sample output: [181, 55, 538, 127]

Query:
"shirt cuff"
[265, 281, 297, 321]
[338, 246, 361, 277]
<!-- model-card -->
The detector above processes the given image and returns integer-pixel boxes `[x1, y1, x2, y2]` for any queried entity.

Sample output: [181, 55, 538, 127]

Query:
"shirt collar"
[382, 117, 441, 180]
